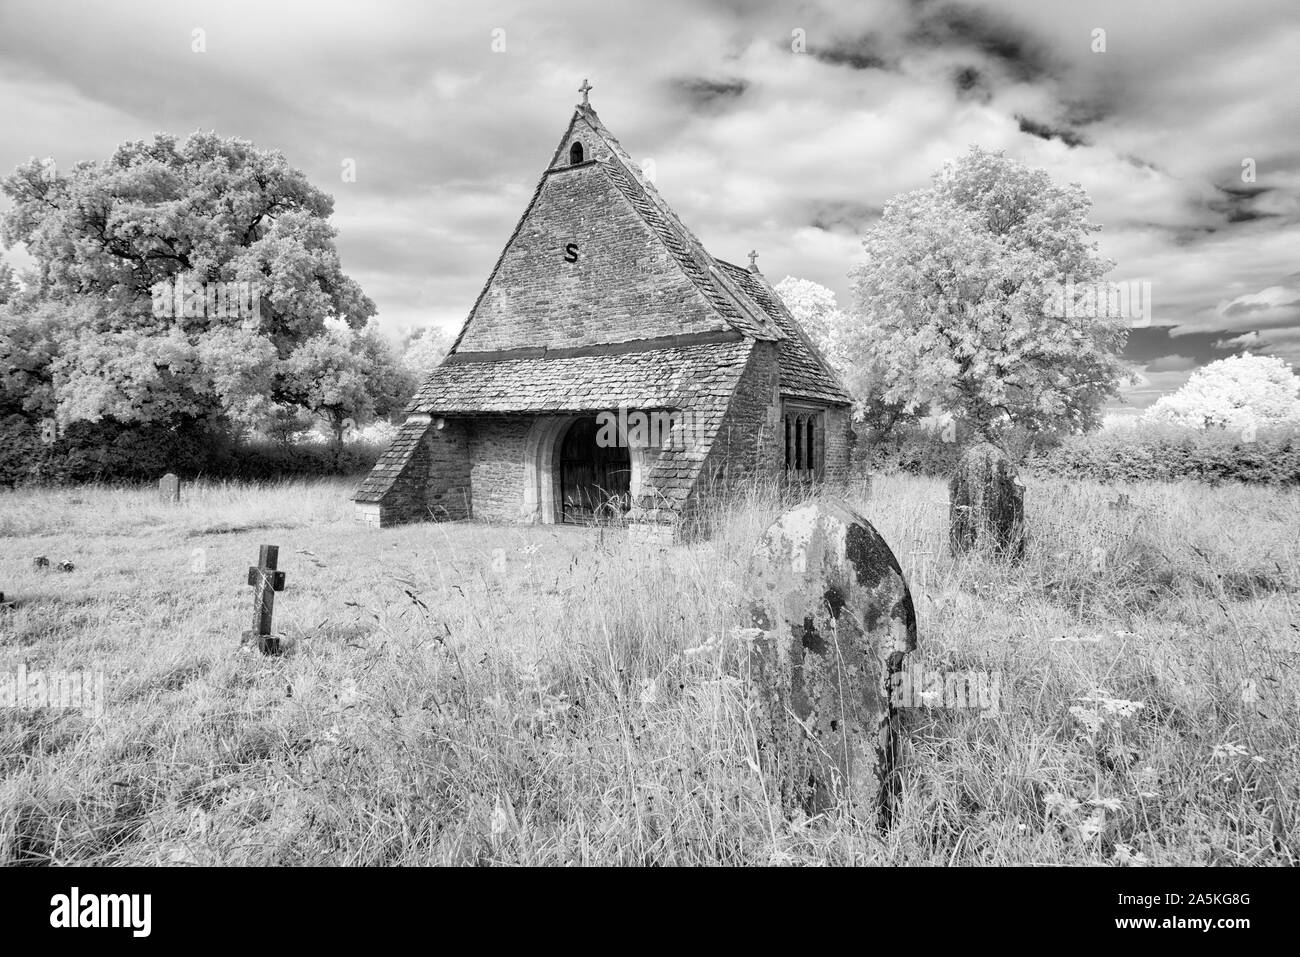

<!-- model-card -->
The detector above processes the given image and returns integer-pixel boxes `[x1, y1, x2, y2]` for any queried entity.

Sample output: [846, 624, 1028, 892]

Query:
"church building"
[354, 83, 853, 537]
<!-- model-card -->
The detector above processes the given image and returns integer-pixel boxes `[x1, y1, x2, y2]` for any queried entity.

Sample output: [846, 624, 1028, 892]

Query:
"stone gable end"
[455, 162, 731, 352]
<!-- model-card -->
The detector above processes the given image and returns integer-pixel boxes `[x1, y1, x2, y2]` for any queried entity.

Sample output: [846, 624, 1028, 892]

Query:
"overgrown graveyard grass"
[0, 473, 1296, 865]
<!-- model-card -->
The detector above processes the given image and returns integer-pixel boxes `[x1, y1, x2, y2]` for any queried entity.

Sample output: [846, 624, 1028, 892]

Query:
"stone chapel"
[354, 83, 853, 537]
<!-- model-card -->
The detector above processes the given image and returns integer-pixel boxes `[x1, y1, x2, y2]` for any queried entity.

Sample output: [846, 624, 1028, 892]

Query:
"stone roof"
[599, 159, 779, 341]
[408, 338, 754, 415]
[353, 419, 428, 504]
[714, 260, 852, 405]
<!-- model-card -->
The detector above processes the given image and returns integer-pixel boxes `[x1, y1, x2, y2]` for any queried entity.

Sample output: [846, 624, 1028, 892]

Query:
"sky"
[1, 0, 1298, 419]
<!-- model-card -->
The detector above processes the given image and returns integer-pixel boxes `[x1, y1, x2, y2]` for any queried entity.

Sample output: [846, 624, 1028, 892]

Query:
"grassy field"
[0, 474, 1297, 865]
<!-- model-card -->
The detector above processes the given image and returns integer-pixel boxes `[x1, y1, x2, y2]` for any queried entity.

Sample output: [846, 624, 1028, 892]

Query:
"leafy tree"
[0, 259, 16, 305]
[774, 276, 921, 441]
[773, 277, 838, 349]
[282, 321, 415, 462]
[400, 324, 454, 381]
[1142, 354, 1300, 431]
[845, 146, 1129, 439]
[0, 132, 375, 432]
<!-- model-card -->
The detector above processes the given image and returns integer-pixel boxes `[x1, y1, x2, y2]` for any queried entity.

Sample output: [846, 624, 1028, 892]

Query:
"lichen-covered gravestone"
[746, 500, 918, 827]
[948, 442, 1025, 558]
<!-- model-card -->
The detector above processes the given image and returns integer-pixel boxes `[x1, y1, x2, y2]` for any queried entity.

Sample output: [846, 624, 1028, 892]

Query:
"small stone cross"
[748, 249, 759, 271]
[244, 544, 287, 654]
[579, 78, 592, 107]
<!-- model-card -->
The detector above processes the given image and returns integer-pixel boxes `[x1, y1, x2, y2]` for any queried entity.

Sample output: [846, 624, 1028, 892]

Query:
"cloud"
[669, 77, 750, 110]
[1015, 114, 1088, 148]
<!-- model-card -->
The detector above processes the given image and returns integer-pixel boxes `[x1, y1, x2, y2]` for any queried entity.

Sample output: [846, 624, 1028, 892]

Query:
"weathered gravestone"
[159, 472, 181, 504]
[746, 500, 918, 827]
[949, 442, 1025, 558]
[242, 544, 287, 655]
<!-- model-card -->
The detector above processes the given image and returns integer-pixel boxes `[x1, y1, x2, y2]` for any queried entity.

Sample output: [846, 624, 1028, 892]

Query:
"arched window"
[569, 141, 584, 165]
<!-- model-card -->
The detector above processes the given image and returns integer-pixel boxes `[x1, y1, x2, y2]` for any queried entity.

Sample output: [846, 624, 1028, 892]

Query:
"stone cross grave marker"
[243, 544, 287, 655]
[745, 500, 918, 829]
[159, 472, 181, 504]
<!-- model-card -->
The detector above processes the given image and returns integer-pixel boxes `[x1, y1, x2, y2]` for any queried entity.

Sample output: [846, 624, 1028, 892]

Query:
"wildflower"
[1112, 843, 1150, 867]
[1211, 742, 1249, 760]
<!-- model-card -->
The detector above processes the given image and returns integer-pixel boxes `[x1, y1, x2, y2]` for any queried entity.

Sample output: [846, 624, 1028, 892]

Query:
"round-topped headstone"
[746, 500, 918, 826]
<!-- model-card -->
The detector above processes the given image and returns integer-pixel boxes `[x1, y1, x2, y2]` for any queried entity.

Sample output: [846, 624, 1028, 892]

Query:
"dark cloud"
[670, 77, 749, 109]
[1208, 184, 1278, 223]
[809, 36, 894, 72]
[951, 65, 991, 102]
[808, 200, 882, 234]
[1015, 115, 1088, 148]
[908, 2, 1056, 82]
[1061, 98, 1112, 127]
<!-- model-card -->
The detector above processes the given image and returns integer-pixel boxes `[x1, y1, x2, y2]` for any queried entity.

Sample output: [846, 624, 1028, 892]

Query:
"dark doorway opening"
[559, 416, 631, 524]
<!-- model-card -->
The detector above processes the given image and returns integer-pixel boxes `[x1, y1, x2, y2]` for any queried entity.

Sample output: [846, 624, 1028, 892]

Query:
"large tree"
[1142, 354, 1300, 430]
[844, 146, 1128, 438]
[1, 132, 375, 431]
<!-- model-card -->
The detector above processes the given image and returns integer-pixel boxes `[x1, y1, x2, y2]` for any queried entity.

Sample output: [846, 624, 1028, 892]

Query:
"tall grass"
[0, 473, 1296, 864]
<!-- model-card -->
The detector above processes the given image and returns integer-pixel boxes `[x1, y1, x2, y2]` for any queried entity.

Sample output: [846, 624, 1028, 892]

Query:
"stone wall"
[680, 341, 782, 530]
[467, 417, 531, 522]
[425, 419, 472, 520]
[823, 405, 853, 482]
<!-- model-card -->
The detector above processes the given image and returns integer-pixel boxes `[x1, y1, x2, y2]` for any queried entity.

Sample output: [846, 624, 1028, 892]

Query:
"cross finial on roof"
[748, 249, 759, 272]
[579, 78, 593, 107]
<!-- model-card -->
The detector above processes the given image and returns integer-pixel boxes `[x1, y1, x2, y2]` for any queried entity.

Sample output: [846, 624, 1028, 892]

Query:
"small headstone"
[190, 548, 207, 574]
[159, 472, 181, 504]
[56, 561, 74, 573]
[949, 442, 1025, 558]
[745, 500, 918, 828]
[491, 548, 507, 575]
[1108, 493, 1131, 511]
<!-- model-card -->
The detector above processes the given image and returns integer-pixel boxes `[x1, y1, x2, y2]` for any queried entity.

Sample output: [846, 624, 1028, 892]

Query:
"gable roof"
[438, 100, 848, 406]
[714, 260, 852, 405]
[447, 104, 781, 356]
